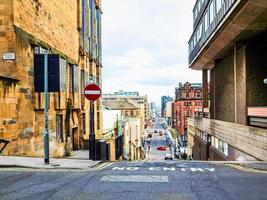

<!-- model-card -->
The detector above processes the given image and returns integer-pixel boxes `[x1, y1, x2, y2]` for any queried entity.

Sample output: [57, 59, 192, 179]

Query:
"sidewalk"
[0, 155, 101, 170]
[239, 162, 267, 171]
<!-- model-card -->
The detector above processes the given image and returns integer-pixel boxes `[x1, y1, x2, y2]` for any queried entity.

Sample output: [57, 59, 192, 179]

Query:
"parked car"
[165, 153, 174, 160]
[157, 146, 167, 151]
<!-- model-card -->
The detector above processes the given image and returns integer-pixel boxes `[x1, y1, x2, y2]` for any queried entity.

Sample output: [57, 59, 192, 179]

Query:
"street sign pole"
[84, 83, 101, 161]
[44, 51, 49, 164]
[89, 100, 95, 160]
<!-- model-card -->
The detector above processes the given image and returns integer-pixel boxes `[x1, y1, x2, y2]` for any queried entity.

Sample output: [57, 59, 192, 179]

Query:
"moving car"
[157, 146, 167, 151]
[165, 153, 174, 160]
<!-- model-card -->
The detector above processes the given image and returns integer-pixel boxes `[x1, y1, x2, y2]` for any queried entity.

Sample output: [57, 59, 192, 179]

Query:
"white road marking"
[163, 167, 175, 171]
[126, 167, 139, 171]
[204, 168, 215, 172]
[190, 168, 205, 172]
[149, 167, 161, 171]
[112, 167, 125, 170]
[100, 175, 169, 183]
[111, 166, 216, 172]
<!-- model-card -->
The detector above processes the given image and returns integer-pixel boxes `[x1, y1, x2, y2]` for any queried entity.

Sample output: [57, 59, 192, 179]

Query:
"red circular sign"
[84, 83, 101, 101]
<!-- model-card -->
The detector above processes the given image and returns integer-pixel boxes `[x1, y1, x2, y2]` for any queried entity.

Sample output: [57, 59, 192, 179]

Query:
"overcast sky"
[102, 0, 201, 106]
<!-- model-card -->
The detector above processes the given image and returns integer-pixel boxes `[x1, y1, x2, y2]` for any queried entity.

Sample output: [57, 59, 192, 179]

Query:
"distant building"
[150, 102, 157, 119]
[161, 96, 173, 118]
[173, 82, 203, 141]
[102, 100, 144, 161]
[166, 101, 174, 126]
[103, 91, 149, 129]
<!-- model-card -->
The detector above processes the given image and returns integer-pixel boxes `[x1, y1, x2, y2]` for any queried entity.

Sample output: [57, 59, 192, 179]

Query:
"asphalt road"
[147, 121, 173, 161]
[1, 161, 267, 200]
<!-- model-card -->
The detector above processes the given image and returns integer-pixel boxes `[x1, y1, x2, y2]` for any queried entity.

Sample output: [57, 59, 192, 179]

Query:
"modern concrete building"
[0, 0, 103, 157]
[188, 0, 267, 161]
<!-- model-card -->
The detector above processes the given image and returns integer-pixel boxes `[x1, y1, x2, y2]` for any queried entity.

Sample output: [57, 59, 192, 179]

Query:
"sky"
[102, 0, 201, 106]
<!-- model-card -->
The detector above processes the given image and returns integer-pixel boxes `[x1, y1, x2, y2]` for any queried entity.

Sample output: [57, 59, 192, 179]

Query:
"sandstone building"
[0, 0, 103, 157]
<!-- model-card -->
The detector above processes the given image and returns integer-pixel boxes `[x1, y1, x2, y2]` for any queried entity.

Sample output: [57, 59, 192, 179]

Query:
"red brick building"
[173, 82, 203, 138]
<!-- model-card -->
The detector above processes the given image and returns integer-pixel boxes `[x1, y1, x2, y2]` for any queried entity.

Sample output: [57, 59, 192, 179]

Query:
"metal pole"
[44, 51, 49, 164]
[89, 101, 95, 160]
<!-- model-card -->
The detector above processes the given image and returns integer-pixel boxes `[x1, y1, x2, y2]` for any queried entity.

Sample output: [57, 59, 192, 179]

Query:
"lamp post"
[44, 50, 49, 164]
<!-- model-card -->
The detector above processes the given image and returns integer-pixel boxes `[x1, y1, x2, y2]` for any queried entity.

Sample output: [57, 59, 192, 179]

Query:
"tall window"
[69, 64, 79, 93]
[90, 0, 97, 58]
[81, 70, 84, 93]
[209, 1, 215, 24]
[216, 0, 222, 13]
[82, 113, 86, 134]
[97, 112, 100, 130]
[81, 0, 89, 51]
[56, 115, 63, 143]
[204, 11, 209, 32]
[69, 65, 73, 93]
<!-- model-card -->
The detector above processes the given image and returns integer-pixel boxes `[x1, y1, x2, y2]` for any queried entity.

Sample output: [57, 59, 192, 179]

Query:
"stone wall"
[14, 0, 79, 61]
[0, 0, 103, 157]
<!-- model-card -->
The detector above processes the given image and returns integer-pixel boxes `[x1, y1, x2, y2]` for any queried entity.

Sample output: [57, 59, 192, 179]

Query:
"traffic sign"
[84, 83, 101, 101]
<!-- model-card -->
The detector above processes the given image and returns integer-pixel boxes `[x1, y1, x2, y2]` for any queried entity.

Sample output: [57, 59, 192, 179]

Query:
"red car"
[157, 146, 167, 151]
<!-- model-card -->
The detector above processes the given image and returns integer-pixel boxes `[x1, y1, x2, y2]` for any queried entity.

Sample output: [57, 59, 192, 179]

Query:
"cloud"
[102, 0, 200, 105]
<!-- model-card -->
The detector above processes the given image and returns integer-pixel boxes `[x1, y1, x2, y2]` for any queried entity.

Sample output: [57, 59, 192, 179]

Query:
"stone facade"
[0, 0, 103, 157]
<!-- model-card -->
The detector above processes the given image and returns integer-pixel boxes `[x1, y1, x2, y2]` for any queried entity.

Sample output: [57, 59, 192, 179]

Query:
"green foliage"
[181, 153, 188, 160]
[171, 128, 178, 139]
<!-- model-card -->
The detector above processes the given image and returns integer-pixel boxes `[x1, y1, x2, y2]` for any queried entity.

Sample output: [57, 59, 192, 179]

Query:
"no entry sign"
[84, 83, 101, 101]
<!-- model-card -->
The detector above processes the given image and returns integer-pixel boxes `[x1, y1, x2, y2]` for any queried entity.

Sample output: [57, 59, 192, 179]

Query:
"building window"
[216, 0, 222, 13]
[69, 65, 79, 93]
[97, 112, 100, 130]
[81, 70, 84, 93]
[81, 0, 89, 51]
[69, 65, 73, 93]
[56, 115, 63, 143]
[204, 11, 209, 32]
[209, 0, 215, 24]
[82, 113, 86, 134]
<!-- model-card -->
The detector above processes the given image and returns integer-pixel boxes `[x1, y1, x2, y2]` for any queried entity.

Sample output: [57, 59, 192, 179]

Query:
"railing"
[189, 0, 238, 64]
[188, 117, 267, 160]
[0, 139, 10, 154]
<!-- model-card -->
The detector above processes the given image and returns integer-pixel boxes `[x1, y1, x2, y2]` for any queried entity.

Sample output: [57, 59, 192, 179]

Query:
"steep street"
[1, 161, 267, 200]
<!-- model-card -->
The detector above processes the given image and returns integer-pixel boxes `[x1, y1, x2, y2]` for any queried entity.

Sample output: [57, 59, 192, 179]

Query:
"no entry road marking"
[100, 175, 169, 183]
[111, 167, 215, 172]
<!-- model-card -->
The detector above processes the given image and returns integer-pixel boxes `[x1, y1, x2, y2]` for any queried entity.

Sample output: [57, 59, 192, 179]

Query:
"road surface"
[0, 161, 267, 200]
